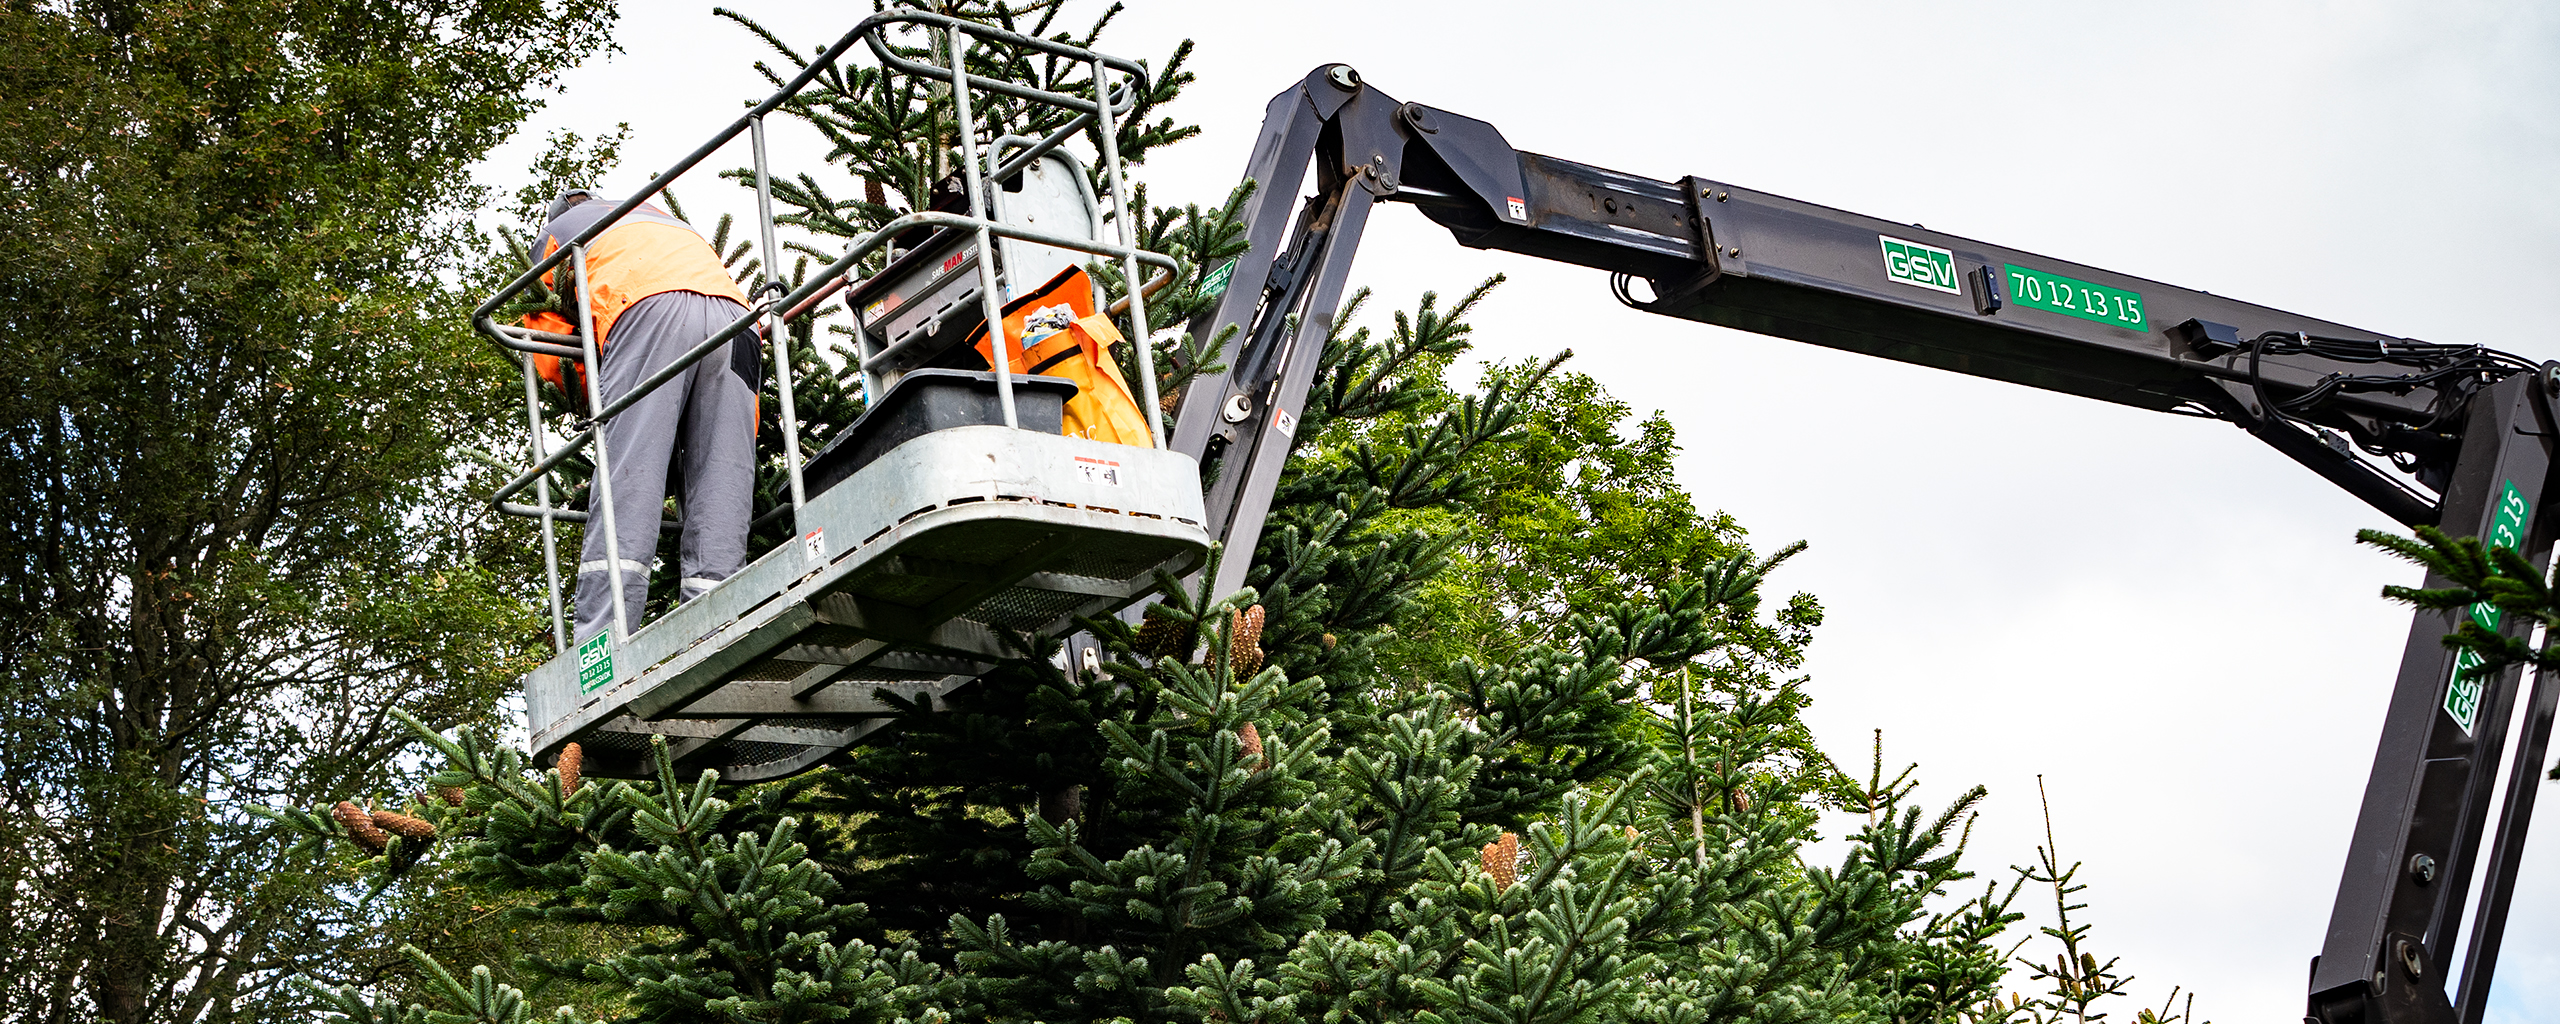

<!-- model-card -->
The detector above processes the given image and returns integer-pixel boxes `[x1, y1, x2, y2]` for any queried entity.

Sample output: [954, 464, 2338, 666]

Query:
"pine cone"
[1624, 825, 1641, 846]
[865, 177, 887, 208]
[1228, 605, 1265, 676]
[1237, 721, 1264, 766]
[1133, 607, 1196, 660]
[438, 785, 466, 807]
[1320, 632, 1336, 651]
[1480, 832, 1519, 889]
[557, 742, 583, 797]
[334, 801, 387, 854]
[373, 810, 437, 843]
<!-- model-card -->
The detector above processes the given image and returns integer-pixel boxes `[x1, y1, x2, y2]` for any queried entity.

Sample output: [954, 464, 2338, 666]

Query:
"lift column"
[2311, 372, 2560, 1024]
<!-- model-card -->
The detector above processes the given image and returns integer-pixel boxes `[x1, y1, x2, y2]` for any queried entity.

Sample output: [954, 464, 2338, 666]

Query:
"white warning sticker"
[1273, 407, 1297, 437]
[801, 528, 826, 564]
[1075, 455, 1123, 487]
[1506, 196, 1527, 220]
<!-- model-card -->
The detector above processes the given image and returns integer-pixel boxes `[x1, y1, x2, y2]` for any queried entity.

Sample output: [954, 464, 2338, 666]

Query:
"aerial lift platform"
[475, 9, 2549, 1022]
[476, 11, 1205, 782]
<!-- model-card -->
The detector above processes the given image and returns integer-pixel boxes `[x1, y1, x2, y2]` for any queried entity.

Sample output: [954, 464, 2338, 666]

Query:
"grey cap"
[546, 188, 596, 223]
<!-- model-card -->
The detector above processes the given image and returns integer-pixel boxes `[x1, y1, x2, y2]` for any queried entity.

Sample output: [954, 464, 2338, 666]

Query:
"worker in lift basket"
[521, 188, 760, 643]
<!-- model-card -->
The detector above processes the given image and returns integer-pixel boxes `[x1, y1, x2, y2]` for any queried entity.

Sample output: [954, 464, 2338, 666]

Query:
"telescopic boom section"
[1174, 65, 2557, 1024]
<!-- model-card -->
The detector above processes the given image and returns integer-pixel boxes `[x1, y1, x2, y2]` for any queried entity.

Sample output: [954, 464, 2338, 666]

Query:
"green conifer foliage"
[296, 272, 2026, 1021]
[277, 5, 2222, 1021]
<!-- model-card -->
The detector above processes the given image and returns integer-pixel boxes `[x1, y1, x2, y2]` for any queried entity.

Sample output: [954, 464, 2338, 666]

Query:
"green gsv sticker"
[2445, 479, 2531, 735]
[1879, 235, 1961, 294]
[1200, 259, 1237, 301]
[578, 632, 616, 694]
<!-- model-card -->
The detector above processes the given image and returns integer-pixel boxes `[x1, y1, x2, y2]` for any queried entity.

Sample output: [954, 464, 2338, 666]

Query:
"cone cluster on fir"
[374, 810, 436, 843]
[1229, 604, 1265, 676]
[1480, 831, 1519, 889]
[1134, 606, 1196, 660]
[557, 741, 583, 797]
[334, 801, 388, 854]
[1237, 721, 1264, 767]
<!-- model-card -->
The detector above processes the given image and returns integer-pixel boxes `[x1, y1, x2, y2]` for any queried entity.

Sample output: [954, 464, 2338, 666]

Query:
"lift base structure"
[1172, 65, 2557, 1024]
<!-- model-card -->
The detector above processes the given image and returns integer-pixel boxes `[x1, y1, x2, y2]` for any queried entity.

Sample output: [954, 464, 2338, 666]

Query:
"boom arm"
[1174, 65, 2559, 1024]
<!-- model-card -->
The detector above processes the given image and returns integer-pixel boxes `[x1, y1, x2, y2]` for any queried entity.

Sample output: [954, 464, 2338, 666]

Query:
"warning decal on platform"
[1075, 455, 1123, 487]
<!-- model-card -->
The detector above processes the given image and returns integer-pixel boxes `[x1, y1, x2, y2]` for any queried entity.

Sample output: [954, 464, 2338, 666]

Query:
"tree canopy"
[0, 1, 614, 1020]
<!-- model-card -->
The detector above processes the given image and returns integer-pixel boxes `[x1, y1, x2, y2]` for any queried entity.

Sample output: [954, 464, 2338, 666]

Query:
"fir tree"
[266, 6, 2223, 1023]
[280, 266, 2020, 1021]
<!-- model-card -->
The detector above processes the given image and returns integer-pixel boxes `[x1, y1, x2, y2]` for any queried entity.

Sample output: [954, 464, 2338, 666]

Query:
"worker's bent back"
[523, 199, 750, 404]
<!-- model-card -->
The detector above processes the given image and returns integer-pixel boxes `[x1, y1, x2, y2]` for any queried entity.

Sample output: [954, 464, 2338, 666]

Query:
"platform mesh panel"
[794, 623, 872, 650]
[585, 729, 653, 754]
[969, 586, 1096, 631]
[733, 657, 822, 682]
[844, 570, 957, 606]
[1050, 541, 1182, 583]
[720, 740, 810, 772]
[833, 666, 946, 683]
[758, 716, 850, 731]
[906, 519, 1055, 565]
[798, 678, 945, 705]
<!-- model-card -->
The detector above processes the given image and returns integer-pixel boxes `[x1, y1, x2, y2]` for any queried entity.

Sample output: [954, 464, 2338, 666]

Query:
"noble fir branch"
[305, 943, 619, 1024]
[2361, 524, 2560, 683]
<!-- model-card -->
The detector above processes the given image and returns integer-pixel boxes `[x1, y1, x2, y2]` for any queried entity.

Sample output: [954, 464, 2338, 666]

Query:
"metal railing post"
[520, 354, 569, 649]
[572, 244, 632, 641]
[947, 23, 1018, 428]
[483, 13, 1186, 547]
[853, 317, 884, 401]
[1090, 56, 1163, 447]
[751, 113, 809, 522]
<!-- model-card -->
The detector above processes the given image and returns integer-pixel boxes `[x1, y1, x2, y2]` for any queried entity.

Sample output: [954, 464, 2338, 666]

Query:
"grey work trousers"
[575, 290, 759, 643]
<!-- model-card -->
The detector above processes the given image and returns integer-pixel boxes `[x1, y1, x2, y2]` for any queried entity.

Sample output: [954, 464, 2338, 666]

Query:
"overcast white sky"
[484, 1, 2560, 1018]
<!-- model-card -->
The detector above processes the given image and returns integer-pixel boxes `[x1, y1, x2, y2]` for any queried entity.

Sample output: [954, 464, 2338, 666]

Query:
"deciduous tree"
[0, 2, 614, 1020]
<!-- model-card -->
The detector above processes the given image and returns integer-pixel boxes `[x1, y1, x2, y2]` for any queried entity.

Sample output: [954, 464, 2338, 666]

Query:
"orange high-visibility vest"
[520, 201, 749, 404]
[968, 267, 1156, 448]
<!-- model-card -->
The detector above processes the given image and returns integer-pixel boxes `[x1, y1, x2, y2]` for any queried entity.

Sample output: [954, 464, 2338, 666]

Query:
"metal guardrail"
[476, 7, 1180, 651]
